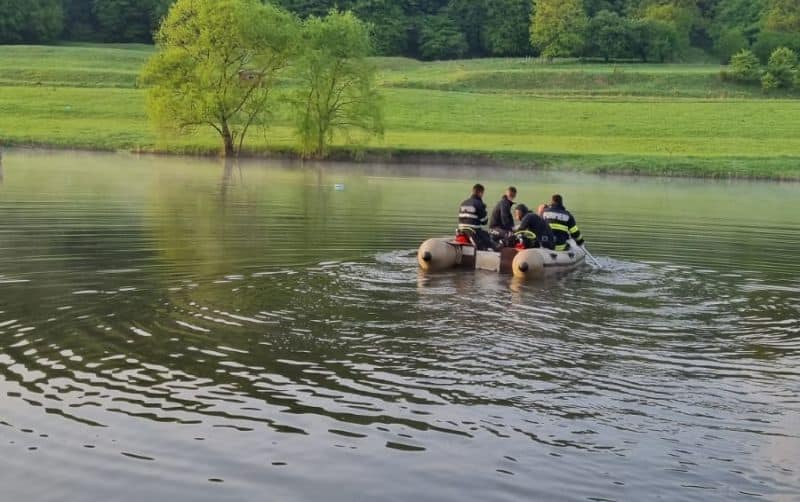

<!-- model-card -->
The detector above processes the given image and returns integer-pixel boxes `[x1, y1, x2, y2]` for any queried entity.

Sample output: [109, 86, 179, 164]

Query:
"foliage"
[0, 0, 64, 44]
[763, 0, 800, 33]
[292, 11, 384, 158]
[530, 0, 589, 59]
[631, 19, 681, 63]
[584, 0, 628, 17]
[484, 0, 532, 56]
[140, 0, 298, 156]
[93, 0, 172, 43]
[753, 31, 800, 63]
[641, 1, 697, 53]
[445, 0, 488, 57]
[1, 0, 799, 64]
[353, 0, 410, 55]
[760, 70, 779, 90]
[588, 10, 634, 61]
[715, 28, 749, 63]
[6, 45, 800, 178]
[762, 46, 799, 90]
[419, 14, 469, 60]
[728, 49, 762, 82]
[709, 0, 764, 44]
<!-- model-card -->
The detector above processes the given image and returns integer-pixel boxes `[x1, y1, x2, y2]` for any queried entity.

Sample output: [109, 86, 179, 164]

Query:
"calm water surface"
[1, 150, 799, 501]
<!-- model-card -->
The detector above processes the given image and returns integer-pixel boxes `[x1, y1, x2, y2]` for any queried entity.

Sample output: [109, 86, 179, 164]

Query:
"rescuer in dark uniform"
[541, 194, 584, 251]
[514, 204, 556, 250]
[458, 184, 494, 250]
[489, 186, 517, 247]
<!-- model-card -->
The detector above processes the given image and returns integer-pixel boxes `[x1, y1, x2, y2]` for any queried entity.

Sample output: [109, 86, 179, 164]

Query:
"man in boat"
[489, 186, 517, 247]
[541, 194, 584, 251]
[457, 184, 494, 251]
[514, 204, 556, 250]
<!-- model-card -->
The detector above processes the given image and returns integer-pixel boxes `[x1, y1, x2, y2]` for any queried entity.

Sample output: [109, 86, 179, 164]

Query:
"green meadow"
[1, 44, 799, 179]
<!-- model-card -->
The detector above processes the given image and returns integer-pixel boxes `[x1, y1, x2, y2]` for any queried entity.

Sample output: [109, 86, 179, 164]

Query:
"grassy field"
[1, 44, 800, 179]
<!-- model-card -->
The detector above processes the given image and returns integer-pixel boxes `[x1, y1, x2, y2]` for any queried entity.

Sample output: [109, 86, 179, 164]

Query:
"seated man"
[489, 186, 517, 247]
[541, 194, 584, 251]
[457, 183, 494, 251]
[514, 204, 556, 250]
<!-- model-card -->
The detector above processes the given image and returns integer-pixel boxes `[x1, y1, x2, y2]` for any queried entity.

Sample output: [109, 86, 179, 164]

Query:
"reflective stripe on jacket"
[542, 205, 582, 246]
[458, 196, 488, 230]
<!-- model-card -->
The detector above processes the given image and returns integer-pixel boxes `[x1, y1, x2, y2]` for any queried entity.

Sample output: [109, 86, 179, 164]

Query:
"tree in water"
[292, 11, 384, 158]
[140, 0, 297, 157]
[530, 0, 588, 59]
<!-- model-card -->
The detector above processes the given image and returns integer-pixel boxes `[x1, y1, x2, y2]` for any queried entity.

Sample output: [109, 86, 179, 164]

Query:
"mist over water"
[1, 150, 798, 501]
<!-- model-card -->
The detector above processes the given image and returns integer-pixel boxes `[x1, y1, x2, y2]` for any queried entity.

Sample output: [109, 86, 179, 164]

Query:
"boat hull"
[418, 238, 586, 279]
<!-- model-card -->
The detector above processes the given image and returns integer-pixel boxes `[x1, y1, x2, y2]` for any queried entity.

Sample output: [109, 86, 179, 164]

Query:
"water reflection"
[0, 150, 799, 501]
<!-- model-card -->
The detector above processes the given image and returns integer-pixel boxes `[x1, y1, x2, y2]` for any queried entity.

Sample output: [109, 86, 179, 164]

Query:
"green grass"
[1, 44, 799, 179]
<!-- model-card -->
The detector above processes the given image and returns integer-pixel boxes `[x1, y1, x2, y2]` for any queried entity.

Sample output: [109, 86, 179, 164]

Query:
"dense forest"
[0, 0, 798, 62]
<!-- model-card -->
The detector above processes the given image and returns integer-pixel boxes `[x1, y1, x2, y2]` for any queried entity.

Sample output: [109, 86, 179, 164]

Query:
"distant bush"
[728, 49, 762, 82]
[753, 31, 800, 64]
[715, 29, 749, 64]
[762, 47, 799, 90]
[761, 71, 779, 91]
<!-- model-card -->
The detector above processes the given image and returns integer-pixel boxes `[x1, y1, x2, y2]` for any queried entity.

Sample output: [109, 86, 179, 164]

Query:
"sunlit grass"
[1, 44, 799, 178]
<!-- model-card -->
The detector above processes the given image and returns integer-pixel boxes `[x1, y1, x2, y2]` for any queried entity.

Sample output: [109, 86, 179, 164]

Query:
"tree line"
[1, 0, 798, 63]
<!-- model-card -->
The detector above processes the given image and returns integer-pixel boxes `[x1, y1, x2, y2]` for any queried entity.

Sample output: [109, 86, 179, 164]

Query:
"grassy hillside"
[1, 44, 799, 179]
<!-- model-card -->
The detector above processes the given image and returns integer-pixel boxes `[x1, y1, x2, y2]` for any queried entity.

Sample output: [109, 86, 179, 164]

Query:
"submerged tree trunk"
[221, 120, 236, 158]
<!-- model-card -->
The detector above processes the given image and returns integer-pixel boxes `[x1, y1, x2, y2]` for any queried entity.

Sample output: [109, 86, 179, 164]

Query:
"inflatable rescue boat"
[417, 238, 586, 280]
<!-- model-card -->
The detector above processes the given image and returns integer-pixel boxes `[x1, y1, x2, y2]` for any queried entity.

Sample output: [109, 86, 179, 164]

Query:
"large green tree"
[530, 0, 589, 59]
[446, 0, 488, 56]
[631, 18, 681, 61]
[419, 13, 469, 60]
[763, 0, 800, 33]
[292, 11, 383, 158]
[640, 1, 698, 53]
[588, 10, 635, 60]
[485, 0, 532, 56]
[93, 0, 173, 42]
[140, 0, 298, 157]
[0, 0, 63, 43]
[710, 0, 764, 42]
[62, 0, 96, 40]
[353, 0, 410, 55]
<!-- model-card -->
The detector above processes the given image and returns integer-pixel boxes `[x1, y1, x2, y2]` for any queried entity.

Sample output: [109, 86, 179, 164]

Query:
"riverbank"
[1, 44, 800, 180]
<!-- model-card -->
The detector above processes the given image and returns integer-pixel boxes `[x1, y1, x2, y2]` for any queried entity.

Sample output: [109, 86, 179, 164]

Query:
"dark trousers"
[490, 228, 514, 248]
[474, 229, 494, 251]
[459, 228, 494, 251]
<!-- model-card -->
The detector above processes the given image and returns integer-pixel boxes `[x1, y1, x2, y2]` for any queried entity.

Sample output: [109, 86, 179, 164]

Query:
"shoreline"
[3, 141, 800, 182]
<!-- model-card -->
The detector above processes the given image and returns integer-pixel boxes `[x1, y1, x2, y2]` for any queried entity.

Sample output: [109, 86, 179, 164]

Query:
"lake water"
[1, 150, 798, 501]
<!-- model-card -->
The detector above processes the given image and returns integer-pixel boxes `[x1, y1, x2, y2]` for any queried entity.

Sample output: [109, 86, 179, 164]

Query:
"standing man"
[489, 186, 517, 247]
[458, 184, 493, 250]
[541, 194, 584, 251]
[514, 204, 556, 250]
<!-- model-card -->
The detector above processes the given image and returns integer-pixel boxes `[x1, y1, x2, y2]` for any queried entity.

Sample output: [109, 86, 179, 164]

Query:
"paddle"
[581, 244, 602, 269]
[570, 239, 602, 269]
